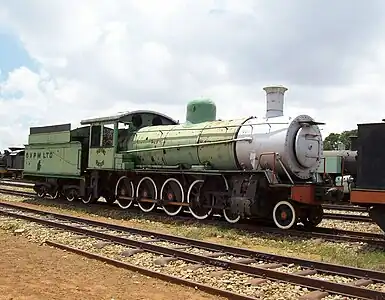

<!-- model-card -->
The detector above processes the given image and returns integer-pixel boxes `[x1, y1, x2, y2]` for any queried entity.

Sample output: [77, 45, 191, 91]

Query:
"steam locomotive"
[18, 86, 336, 229]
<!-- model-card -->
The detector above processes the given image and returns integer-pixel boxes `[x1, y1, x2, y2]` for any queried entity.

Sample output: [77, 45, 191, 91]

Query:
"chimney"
[263, 85, 288, 118]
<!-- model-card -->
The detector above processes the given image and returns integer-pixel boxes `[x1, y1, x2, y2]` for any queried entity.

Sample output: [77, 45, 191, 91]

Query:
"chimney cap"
[263, 85, 288, 93]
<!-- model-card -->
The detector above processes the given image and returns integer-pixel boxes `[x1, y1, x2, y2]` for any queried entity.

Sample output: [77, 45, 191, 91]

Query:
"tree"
[323, 129, 358, 150]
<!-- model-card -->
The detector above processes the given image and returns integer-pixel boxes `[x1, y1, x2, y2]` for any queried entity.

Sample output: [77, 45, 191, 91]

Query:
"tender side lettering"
[26, 151, 54, 159]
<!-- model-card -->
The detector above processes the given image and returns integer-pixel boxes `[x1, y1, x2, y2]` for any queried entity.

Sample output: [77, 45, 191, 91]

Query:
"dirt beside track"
[0, 230, 222, 300]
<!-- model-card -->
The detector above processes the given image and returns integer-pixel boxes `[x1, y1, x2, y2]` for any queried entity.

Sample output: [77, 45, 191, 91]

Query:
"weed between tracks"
[3, 195, 385, 272]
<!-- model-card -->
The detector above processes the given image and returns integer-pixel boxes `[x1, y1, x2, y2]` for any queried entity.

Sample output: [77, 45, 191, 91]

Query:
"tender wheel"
[36, 185, 47, 198]
[37, 191, 46, 198]
[65, 188, 78, 202]
[82, 192, 97, 204]
[160, 178, 184, 216]
[302, 205, 323, 228]
[115, 176, 134, 209]
[187, 180, 213, 220]
[272, 200, 297, 229]
[223, 205, 241, 224]
[48, 189, 59, 199]
[136, 177, 157, 213]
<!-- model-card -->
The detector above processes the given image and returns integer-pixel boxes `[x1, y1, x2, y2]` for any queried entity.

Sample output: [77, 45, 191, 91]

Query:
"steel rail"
[0, 189, 35, 197]
[323, 213, 372, 223]
[0, 180, 34, 188]
[322, 204, 368, 212]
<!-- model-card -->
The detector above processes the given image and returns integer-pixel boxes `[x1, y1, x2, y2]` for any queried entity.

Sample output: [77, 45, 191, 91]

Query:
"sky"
[0, 0, 385, 150]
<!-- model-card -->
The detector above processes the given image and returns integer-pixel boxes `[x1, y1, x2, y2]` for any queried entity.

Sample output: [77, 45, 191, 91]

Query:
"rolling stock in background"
[0, 147, 25, 179]
[349, 122, 385, 233]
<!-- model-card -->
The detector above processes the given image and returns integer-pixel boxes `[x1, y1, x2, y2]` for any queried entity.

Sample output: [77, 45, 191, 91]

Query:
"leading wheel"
[115, 176, 134, 209]
[160, 178, 184, 216]
[136, 177, 157, 213]
[272, 200, 297, 229]
[302, 205, 323, 228]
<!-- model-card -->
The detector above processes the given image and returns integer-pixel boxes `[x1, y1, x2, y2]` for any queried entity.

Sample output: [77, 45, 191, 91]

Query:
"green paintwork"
[317, 156, 342, 174]
[186, 98, 216, 124]
[129, 118, 247, 169]
[81, 110, 179, 171]
[28, 131, 70, 144]
[24, 142, 82, 176]
[22, 172, 83, 179]
[88, 147, 115, 169]
[26, 107, 245, 175]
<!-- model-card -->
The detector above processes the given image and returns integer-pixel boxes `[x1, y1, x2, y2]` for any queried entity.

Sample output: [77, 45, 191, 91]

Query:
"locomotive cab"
[80, 110, 179, 171]
[79, 111, 178, 202]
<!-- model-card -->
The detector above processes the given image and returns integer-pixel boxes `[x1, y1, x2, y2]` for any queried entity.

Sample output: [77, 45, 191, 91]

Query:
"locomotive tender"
[23, 86, 328, 229]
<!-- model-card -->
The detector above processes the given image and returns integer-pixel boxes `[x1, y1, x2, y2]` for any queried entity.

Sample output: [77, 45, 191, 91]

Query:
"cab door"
[88, 124, 115, 169]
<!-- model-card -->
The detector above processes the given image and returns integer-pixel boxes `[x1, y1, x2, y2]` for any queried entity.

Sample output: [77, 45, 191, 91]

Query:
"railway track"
[0, 201, 384, 300]
[0, 186, 384, 249]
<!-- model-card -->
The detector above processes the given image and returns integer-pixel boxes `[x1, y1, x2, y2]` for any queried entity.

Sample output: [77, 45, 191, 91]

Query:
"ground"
[0, 230, 223, 300]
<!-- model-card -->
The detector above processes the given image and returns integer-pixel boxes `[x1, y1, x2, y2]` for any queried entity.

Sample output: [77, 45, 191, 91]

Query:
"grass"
[4, 196, 385, 271]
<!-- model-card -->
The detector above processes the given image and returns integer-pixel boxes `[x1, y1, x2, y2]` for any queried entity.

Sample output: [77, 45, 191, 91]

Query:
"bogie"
[301, 205, 324, 228]
[272, 200, 297, 230]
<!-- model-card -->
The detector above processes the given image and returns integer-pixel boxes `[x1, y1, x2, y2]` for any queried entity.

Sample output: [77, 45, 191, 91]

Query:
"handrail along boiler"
[23, 85, 329, 229]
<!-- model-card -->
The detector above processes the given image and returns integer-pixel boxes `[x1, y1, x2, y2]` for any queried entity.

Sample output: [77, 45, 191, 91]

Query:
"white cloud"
[0, 0, 385, 150]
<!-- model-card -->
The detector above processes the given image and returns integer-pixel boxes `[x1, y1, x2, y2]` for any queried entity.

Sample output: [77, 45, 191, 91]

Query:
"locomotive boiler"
[129, 86, 323, 181]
